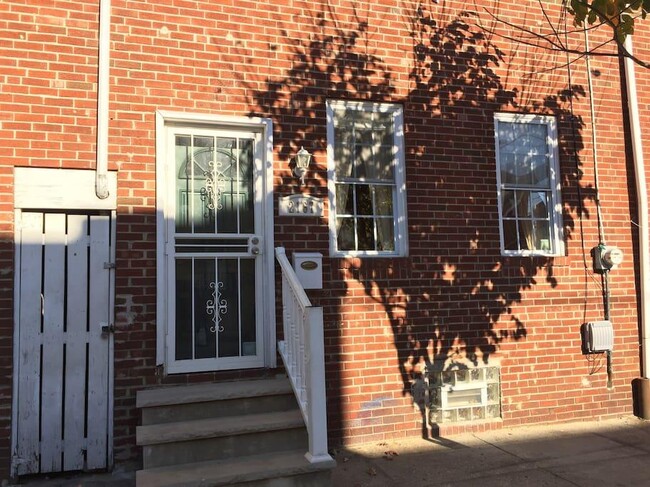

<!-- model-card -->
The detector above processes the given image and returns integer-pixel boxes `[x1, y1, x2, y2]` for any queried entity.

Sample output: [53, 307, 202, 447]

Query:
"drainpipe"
[625, 38, 650, 418]
[96, 0, 111, 199]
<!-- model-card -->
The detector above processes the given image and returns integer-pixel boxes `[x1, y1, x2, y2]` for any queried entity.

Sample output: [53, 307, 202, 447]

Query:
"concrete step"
[137, 378, 293, 408]
[137, 378, 296, 425]
[138, 410, 308, 469]
[136, 450, 335, 487]
[137, 409, 305, 445]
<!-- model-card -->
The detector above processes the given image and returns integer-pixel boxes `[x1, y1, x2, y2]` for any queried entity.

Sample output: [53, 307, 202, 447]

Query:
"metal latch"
[104, 262, 116, 269]
[101, 323, 115, 336]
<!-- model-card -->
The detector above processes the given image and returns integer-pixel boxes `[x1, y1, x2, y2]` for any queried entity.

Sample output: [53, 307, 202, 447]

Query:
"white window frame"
[326, 99, 408, 257]
[155, 111, 276, 372]
[494, 112, 564, 257]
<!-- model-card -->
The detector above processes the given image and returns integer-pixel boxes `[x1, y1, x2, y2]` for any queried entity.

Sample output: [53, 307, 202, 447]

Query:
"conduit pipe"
[584, 29, 614, 388]
[624, 39, 650, 383]
[95, 0, 111, 199]
[584, 30, 606, 246]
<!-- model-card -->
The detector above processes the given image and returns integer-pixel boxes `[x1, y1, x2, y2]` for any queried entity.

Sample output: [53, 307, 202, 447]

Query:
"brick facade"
[1, 0, 648, 479]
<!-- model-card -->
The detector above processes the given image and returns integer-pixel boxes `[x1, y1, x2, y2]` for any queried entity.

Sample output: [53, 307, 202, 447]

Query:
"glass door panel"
[169, 127, 263, 372]
[175, 135, 255, 236]
[239, 259, 256, 356]
[174, 257, 256, 361]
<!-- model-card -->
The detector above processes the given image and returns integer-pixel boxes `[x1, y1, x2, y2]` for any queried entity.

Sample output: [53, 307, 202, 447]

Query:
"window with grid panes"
[327, 100, 407, 256]
[494, 113, 564, 256]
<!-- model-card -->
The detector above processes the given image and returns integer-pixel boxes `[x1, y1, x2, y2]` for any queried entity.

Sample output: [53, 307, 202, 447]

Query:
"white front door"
[163, 125, 269, 373]
[14, 211, 113, 475]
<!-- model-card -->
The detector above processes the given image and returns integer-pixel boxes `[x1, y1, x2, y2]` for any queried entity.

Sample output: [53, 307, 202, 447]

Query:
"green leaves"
[568, 0, 589, 24]
[567, 0, 650, 43]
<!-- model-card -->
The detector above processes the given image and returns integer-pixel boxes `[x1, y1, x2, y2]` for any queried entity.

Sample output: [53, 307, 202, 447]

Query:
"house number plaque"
[279, 194, 323, 217]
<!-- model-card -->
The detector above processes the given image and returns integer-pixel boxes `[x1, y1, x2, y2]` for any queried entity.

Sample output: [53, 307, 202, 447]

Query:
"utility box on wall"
[292, 252, 323, 289]
[582, 320, 614, 353]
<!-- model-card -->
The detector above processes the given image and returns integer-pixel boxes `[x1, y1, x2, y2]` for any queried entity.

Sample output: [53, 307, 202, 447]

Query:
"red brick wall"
[0, 167, 14, 478]
[0, 0, 647, 478]
[0, 0, 101, 478]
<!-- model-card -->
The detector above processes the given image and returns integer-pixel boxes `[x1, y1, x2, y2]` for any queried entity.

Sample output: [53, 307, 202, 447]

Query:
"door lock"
[249, 236, 262, 255]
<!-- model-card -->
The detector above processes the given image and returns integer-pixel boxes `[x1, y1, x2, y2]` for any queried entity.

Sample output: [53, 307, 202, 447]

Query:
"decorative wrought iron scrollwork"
[200, 160, 226, 213]
[206, 281, 228, 333]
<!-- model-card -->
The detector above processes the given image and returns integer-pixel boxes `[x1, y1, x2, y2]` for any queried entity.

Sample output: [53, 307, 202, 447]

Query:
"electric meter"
[593, 245, 624, 272]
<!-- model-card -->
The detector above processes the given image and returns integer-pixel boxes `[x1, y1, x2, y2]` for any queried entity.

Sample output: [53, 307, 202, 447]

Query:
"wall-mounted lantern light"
[293, 146, 312, 185]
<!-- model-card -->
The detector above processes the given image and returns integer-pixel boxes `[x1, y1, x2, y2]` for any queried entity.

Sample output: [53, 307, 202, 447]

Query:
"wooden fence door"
[14, 211, 112, 475]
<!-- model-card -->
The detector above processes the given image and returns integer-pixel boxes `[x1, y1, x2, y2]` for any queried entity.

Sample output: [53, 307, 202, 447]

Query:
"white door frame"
[155, 111, 276, 373]
[11, 168, 117, 477]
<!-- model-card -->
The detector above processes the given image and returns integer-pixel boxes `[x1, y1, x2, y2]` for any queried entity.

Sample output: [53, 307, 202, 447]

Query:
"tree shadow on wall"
[251, 3, 396, 177]
[246, 0, 592, 439]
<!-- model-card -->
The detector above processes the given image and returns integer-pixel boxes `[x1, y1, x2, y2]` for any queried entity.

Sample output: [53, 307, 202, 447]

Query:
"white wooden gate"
[14, 211, 113, 475]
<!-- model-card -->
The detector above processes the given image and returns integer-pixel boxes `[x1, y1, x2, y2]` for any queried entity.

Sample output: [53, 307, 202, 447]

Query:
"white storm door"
[165, 127, 265, 373]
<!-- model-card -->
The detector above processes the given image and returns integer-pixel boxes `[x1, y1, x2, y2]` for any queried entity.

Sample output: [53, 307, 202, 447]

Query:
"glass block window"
[494, 113, 563, 256]
[327, 100, 408, 256]
[428, 367, 501, 424]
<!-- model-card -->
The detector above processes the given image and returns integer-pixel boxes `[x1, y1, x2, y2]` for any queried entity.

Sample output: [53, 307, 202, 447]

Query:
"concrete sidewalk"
[7, 415, 650, 486]
[331, 415, 650, 486]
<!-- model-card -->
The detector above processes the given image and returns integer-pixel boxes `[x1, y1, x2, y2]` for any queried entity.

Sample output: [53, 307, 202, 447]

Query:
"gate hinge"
[104, 262, 116, 269]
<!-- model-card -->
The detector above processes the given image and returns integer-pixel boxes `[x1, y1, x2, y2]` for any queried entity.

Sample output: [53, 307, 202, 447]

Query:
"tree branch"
[479, 3, 650, 70]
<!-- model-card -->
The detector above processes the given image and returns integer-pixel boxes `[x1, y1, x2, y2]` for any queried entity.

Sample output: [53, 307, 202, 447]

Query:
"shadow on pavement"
[8, 416, 650, 486]
[331, 416, 650, 487]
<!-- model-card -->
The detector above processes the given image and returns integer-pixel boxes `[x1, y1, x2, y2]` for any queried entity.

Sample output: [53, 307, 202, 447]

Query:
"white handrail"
[275, 247, 311, 308]
[275, 247, 332, 464]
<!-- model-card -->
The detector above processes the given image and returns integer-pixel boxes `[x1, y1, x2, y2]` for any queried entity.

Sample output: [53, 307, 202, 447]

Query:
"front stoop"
[135, 377, 335, 487]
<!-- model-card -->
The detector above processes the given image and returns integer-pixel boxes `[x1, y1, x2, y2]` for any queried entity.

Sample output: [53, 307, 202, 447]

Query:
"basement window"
[428, 367, 501, 424]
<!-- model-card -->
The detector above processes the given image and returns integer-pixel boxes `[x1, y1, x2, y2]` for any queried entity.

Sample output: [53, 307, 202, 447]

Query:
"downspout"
[624, 39, 650, 408]
[96, 0, 111, 199]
